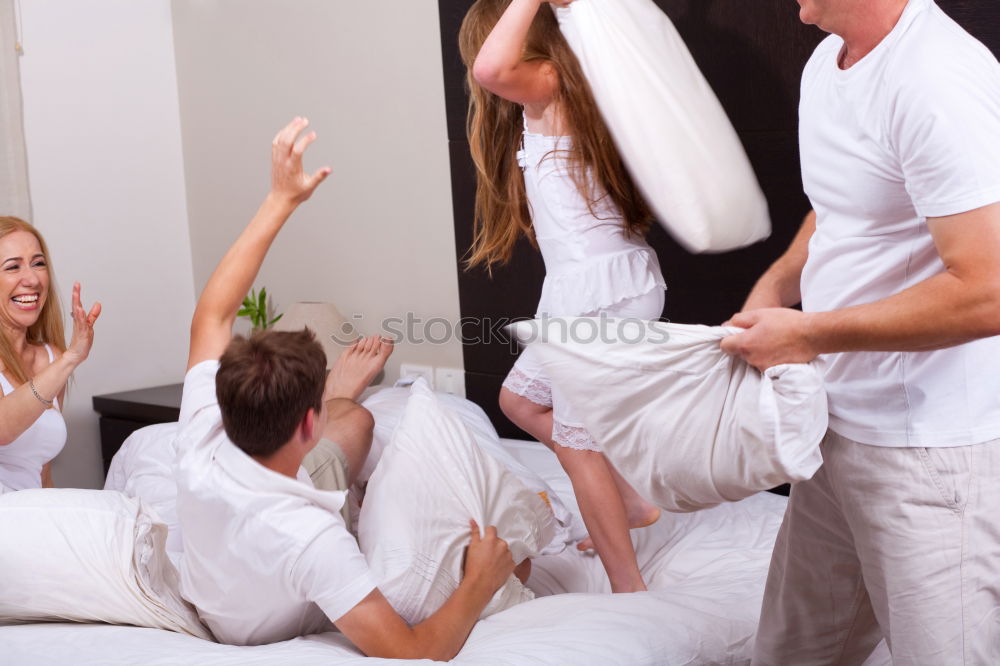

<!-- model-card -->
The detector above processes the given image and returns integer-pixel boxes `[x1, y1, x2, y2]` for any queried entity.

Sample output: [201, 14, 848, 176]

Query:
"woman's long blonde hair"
[459, 0, 652, 272]
[0, 217, 67, 386]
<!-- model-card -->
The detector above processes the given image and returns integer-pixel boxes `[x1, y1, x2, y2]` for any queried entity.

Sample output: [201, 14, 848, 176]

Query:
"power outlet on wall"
[434, 367, 466, 397]
[399, 363, 435, 388]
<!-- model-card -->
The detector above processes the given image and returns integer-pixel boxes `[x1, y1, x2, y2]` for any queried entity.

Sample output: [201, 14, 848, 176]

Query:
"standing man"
[722, 1, 1000, 663]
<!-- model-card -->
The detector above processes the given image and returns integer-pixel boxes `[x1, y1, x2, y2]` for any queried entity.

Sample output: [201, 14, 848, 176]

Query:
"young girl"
[459, 0, 666, 593]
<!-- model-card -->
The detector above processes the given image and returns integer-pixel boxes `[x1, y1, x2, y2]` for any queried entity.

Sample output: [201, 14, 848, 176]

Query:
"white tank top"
[518, 126, 665, 317]
[0, 345, 68, 491]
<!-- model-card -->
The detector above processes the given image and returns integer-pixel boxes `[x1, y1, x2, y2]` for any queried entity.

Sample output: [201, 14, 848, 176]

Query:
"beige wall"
[171, 0, 464, 381]
[18, 0, 197, 489]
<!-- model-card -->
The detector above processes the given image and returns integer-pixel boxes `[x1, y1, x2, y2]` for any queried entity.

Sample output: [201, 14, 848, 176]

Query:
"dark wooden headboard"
[437, 0, 1000, 439]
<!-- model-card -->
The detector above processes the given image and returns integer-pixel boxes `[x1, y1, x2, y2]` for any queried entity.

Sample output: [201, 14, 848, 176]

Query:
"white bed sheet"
[1, 438, 891, 665]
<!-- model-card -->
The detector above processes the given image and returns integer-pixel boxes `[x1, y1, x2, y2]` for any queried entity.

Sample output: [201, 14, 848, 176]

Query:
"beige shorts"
[301, 438, 351, 527]
[753, 429, 1000, 666]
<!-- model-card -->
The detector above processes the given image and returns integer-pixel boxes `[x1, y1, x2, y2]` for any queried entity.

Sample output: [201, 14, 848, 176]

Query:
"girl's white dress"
[502, 126, 666, 451]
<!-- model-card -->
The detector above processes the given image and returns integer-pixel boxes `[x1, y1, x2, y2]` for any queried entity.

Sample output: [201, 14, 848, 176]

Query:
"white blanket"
[1, 436, 894, 665]
[0, 489, 789, 665]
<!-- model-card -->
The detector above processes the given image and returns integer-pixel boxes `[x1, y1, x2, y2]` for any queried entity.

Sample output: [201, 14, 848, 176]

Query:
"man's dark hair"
[216, 328, 326, 457]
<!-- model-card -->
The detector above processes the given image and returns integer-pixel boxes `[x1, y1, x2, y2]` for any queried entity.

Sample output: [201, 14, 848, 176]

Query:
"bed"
[1, 429, 891, 665]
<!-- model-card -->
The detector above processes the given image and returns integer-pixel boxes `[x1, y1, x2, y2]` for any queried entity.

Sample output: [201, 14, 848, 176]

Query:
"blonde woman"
[0, 216, 100, 490]
[460, 0, 665, 592]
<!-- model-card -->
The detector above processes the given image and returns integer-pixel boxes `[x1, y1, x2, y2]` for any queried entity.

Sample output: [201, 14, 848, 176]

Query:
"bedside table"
[92, 383, 182, 474]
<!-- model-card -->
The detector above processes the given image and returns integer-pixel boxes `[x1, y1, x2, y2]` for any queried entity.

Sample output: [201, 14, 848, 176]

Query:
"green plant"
[237, 287, 283, 332]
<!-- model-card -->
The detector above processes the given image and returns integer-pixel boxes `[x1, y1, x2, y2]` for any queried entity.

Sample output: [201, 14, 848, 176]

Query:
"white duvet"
[1, 489, 787, 665]
[2, 435, 893, 665]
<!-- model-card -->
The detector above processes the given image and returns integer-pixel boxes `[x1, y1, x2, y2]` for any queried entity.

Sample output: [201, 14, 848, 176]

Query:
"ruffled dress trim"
[551, 422, 601, 452]
[502, 366, 553, 408]
[537, 248, 666, 318]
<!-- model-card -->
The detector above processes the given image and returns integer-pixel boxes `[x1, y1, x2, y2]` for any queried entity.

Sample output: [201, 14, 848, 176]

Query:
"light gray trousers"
[753, 430, 1000, 665]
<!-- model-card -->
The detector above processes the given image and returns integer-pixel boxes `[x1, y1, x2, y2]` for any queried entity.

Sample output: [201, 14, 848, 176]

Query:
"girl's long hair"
[0, 216, 67, 386]
[459, 0, 652, 272]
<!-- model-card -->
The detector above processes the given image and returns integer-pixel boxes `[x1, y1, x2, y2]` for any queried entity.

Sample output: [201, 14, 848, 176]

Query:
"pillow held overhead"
[556, 0, 771, 253]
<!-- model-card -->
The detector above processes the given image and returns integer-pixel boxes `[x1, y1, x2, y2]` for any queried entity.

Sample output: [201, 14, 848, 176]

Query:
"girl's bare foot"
[575, 502, 660, 552]
[324, 336, 394, 401]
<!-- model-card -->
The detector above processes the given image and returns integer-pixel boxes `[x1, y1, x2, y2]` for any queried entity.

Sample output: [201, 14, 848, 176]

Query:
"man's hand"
[270, 117, 331, 207]
[463, 520, 516, 593]
[720, 308, 819, 371]
[334, 520, 517, 661]
[187, 117, 330, 370]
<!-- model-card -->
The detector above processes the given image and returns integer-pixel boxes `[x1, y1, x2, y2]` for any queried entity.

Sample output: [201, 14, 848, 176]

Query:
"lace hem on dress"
[551, 421, 601, 452]
[502, 367, 553, 408]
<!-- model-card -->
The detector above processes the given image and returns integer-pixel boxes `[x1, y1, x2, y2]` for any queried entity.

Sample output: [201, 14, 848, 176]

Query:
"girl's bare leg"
[499, 388, 647, 593]
[501, 387, 660, 543]
[554, 447, 646, 592]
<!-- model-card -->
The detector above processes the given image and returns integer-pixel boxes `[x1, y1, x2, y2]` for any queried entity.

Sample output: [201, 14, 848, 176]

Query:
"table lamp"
[272, 301, 359, 369]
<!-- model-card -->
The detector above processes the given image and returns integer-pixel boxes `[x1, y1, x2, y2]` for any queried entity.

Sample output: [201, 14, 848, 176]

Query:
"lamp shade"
[272, 301, 358, 369]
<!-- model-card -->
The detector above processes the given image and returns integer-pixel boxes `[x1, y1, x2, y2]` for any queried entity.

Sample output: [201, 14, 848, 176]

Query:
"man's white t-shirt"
[174, 360, 377, 646]
[799, 0, 1000, 447]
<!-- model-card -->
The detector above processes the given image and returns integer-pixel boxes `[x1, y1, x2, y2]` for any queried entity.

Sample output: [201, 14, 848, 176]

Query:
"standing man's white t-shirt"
[174, 360, 377, 646]
[798, 0, 1000, 447]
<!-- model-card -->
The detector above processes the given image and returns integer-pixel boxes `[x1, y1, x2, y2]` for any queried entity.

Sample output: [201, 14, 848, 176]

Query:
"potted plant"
[237, 287, 283, 332]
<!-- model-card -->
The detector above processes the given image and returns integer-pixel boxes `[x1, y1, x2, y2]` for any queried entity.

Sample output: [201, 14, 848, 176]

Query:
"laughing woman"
[0, 216, 100, 491]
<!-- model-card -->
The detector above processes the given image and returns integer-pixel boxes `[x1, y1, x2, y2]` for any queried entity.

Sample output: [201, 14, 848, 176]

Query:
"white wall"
[18, 0, 196, 489]
[15, 0, 462, 488]
[171, 0, 464, 383]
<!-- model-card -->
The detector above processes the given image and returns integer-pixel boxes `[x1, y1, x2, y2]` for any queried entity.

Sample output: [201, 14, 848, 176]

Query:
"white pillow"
[556, 0, 770, 253]
[509, 319, 827, 512]
[358, 379, 556, 624]
[105, 422, 183, 556]
[0, 488, 211, 639]
[362, 386, 574, 554]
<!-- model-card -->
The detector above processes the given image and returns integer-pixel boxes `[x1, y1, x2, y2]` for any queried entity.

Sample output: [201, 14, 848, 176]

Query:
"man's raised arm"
[187, 117, 331, 370]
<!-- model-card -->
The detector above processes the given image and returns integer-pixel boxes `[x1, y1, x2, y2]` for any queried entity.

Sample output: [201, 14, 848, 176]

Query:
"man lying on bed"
[174, 117, 516, 656]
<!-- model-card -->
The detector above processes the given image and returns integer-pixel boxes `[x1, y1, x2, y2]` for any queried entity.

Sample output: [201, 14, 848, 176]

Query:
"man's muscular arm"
[722, 203, 1000, 369]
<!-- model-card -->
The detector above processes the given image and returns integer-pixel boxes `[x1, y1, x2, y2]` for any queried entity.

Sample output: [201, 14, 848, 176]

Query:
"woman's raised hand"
[64, 282, 101, 367]
[270, 117, 332, 206]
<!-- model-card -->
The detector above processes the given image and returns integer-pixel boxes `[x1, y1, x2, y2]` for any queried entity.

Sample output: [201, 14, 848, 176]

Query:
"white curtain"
[0, 0, 32, 220]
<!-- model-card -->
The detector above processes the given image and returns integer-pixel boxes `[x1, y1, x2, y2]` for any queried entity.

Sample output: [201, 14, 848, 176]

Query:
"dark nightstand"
[92, 383, 182, 475]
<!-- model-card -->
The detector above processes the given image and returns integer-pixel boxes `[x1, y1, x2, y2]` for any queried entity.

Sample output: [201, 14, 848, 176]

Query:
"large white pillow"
[361, 386, 576, 552]
[509, 319, 827, 512]
[105, 422, 183, 556]
[358, 379, 557, 624]
[555, 0, 770, 253]
[0, 488, 211, 639]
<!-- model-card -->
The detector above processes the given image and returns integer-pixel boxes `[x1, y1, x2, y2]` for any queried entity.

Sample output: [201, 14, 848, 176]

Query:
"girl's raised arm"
[472, 0, 569, 104]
